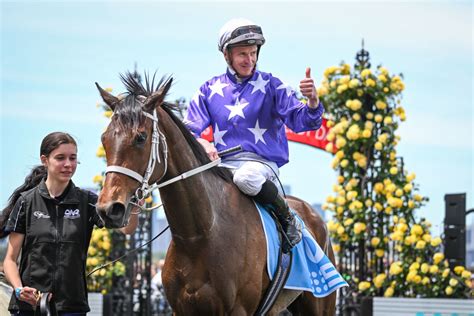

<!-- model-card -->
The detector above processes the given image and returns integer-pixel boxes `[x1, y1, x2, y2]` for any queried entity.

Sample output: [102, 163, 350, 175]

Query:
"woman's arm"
[4, 232, 24, 289]
[3, 232, 38, 306]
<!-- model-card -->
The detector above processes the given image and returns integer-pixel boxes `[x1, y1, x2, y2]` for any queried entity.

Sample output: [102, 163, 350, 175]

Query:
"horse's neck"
[158, 121, 226, 245]
[160, 172, 223, 244]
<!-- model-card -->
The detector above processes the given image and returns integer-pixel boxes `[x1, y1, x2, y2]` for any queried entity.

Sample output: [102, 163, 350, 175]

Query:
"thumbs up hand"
[299, 67, 319, 109]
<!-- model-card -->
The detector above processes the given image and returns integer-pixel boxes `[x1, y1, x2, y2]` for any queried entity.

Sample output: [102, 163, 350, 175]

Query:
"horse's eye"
[135, 132, 147, 145]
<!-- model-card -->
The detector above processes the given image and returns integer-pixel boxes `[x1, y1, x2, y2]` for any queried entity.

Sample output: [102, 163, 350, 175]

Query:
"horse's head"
[95, 73, 172, 228]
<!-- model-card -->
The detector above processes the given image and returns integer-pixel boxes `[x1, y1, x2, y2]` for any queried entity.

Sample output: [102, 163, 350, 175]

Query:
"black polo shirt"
[5, 179, 103, 312]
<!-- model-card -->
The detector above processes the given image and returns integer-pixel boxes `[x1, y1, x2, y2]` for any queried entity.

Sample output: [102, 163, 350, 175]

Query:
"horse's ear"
[95, 82, 119, 111]
[143, 78, 173, 112]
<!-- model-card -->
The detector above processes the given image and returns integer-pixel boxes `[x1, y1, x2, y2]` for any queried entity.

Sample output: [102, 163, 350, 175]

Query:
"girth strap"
[254, 211, 294, 316]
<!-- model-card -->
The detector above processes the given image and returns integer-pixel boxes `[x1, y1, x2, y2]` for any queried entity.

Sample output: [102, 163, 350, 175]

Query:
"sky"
[1, 0, 472, 233]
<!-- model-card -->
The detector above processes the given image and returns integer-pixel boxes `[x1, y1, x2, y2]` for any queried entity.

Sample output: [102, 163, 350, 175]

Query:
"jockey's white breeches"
[220, 152, 281, 196]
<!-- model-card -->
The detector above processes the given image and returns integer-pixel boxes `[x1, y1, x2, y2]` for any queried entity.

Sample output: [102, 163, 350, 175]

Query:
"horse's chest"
[174, 278, 227, 315]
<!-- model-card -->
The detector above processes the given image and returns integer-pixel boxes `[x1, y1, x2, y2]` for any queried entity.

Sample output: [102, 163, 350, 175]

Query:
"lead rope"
[87, 209, 168, 277]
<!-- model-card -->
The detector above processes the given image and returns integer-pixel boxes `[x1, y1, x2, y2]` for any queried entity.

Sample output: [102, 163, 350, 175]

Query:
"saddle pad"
[255, 202, 348, 297]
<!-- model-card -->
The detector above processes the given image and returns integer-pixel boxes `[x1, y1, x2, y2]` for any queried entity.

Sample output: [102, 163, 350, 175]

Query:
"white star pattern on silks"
[192, 90, 204, 105]
[248, 120, 267, 144]
[249, 73, 269, 94]
[225, 98, 249, 120]
[209, 79, 229, 99]
[277, 82, 293, 97]
[213, 124, 227, 146]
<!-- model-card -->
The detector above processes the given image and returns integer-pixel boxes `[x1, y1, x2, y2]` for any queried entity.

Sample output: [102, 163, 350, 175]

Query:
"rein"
[92, 106, 242, 276]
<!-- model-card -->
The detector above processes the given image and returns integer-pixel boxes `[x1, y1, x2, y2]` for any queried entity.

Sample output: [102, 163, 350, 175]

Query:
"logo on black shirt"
[33, 211, 50, 219]
[64, 209, 80, 219]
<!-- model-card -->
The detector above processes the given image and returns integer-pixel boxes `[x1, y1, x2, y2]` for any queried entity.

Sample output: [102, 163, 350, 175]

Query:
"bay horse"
[95, 72, 337, 315]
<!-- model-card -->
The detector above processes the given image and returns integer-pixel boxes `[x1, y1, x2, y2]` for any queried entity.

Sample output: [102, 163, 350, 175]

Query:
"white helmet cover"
[218, 18, 265, 52]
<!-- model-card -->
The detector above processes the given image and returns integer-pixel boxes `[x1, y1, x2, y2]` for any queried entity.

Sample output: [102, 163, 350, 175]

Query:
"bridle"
[105, 110, 167, 207]
[91, 105, 240, 277]
[104, 108, 224, 212]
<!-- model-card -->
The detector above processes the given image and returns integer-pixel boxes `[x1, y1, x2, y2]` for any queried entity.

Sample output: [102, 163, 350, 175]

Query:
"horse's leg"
[266, 289, 302, 315]
[287, 290, 336, 316]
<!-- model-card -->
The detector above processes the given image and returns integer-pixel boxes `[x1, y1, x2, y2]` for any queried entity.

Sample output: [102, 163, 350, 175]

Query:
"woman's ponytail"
[0, 165, 47, 238]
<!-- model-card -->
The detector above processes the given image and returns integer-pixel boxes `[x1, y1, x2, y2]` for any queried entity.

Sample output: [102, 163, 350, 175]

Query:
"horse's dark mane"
[160, 104, 233, 183]
[121, 71, 165, 97]
[116, 71, 232, 183]
[112, 72, 168, 131]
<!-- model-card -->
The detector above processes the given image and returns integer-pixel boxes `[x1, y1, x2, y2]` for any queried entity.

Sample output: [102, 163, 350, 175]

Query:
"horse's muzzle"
[97, 202, 130, 229]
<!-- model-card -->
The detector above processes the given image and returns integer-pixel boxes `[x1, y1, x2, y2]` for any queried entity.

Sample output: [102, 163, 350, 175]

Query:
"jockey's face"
[225, 45, 258, 78]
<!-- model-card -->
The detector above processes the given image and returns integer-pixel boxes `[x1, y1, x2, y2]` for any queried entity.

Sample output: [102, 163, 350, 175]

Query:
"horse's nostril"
[99, 202, 127, 228]
[108, 202, 125, 218]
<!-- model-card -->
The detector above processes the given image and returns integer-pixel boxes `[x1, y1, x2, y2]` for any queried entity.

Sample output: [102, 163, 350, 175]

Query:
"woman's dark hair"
[0, 132, 77, 237]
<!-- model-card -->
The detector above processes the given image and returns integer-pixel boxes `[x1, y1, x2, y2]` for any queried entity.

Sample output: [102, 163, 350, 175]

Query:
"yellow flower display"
[384, 287, 394, 297]
[389, 262, 403, 276]
[375, 249, 384, 257]
[429, 265, 439, 274]
[375, 100, 387, 110]
[96, 145, 106, 158]
[454, 266, 465, 275]
[320, 59, 471, 299]
[430, 236, 442, 247]
[360, 69, 372, 78]
[445, 286, 453, 296]
[371, 237, 381, 247]
[325, 142, 334, 153]
[92, 174, 103, 185]
[104, 110, 113, 118]
[449, 278, 459, 287]
[358, 281, 371, 291]
[373, 274, 386, 288]
[433, 253, 444, 265]
[410, 224, 423, 236]
[353, 222, 366, 235]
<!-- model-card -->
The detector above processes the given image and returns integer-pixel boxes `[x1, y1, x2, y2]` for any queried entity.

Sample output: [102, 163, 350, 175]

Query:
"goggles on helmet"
[219, 24, 265, 52]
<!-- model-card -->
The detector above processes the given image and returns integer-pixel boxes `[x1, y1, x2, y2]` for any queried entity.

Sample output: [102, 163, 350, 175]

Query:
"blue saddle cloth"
[255, 202, 348, 297]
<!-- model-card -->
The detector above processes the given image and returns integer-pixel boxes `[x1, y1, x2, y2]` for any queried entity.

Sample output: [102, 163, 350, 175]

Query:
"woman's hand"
[18, 286, 40, 306]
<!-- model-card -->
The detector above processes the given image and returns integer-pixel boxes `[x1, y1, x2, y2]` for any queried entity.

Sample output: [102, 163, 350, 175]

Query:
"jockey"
[185, 18, 324, 253]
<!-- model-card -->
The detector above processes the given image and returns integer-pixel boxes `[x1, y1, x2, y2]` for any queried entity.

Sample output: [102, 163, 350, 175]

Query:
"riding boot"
[254, 180, 302, 253]
[271, 194, 302, 253]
